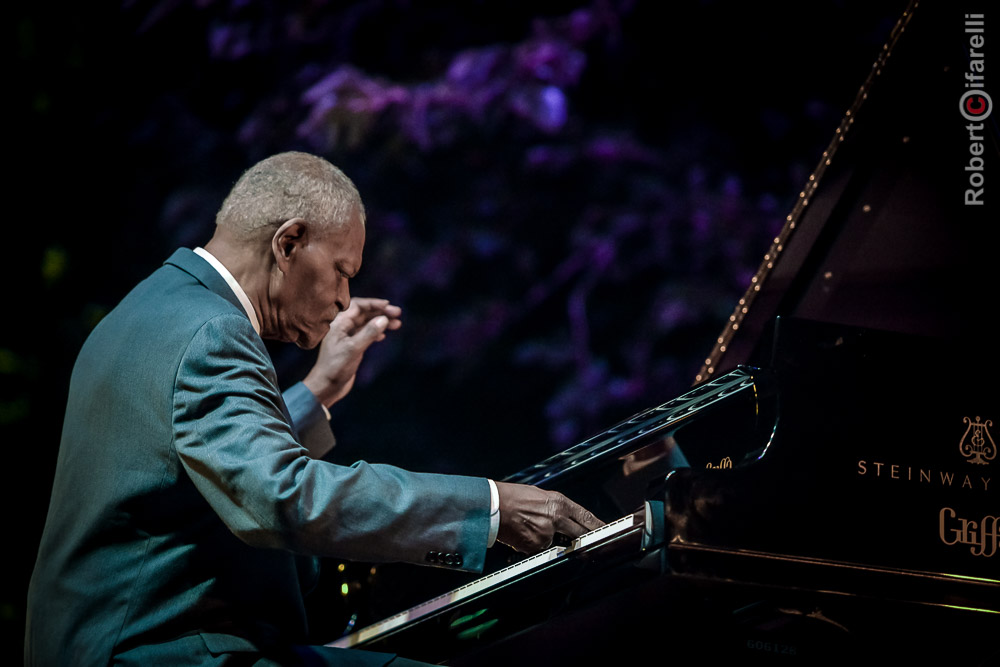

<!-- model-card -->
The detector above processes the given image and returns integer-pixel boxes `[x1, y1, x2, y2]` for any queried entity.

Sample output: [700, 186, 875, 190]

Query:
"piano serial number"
[746, 639, 797, 656]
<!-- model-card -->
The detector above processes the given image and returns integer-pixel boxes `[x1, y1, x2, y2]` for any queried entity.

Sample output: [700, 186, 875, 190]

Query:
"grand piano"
[327, 1, 998, 663]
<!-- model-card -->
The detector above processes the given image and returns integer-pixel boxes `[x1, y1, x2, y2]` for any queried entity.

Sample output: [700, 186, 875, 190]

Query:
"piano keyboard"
[328, 512, 642, 649]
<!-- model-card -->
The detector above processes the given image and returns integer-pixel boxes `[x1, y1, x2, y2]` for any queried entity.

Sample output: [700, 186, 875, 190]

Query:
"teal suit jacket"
[26, 249, 491, 665]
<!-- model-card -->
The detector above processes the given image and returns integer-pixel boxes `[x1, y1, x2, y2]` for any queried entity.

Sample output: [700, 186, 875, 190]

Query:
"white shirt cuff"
[487, 479, 500, 548]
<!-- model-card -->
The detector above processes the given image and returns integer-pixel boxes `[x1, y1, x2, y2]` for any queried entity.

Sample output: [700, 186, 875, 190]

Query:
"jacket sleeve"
[171, 313, 490, 572]
[282, 381, 336, 459]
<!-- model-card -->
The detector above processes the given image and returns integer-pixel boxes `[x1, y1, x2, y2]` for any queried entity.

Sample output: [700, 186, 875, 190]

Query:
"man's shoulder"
[82, 254, 250, 362]
[123, 253, 241, 322]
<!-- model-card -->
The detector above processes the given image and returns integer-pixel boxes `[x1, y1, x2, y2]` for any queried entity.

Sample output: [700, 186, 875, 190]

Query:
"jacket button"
[425, 551, 438, 563]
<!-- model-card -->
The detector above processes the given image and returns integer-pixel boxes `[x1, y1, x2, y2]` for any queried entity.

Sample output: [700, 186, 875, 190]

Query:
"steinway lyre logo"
[959, 416, 996, 466]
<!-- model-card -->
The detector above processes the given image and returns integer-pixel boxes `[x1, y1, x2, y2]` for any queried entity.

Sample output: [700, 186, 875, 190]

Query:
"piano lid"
[698, 0, 999, 384]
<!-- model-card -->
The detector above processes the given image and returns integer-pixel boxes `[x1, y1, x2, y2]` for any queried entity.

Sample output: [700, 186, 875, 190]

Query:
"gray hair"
[215, 151, 365, 241]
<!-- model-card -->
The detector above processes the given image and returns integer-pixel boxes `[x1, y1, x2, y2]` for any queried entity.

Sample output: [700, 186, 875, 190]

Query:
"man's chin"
[274, 329, 312, 349]
[295, 330, 324, 350]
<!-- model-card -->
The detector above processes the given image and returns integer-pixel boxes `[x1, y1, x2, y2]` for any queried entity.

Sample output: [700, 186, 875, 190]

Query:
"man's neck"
[203, 236, 276, 336]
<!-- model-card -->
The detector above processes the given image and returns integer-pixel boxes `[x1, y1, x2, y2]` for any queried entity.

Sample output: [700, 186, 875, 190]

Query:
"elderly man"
[25, 152, 601, 666]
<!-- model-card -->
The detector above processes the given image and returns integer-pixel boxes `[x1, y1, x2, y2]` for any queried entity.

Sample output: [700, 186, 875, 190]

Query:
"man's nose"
[335, 280, 351, 314]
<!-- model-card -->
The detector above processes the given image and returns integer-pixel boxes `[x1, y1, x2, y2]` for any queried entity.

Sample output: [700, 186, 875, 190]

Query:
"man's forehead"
[323, 215, 364, 266]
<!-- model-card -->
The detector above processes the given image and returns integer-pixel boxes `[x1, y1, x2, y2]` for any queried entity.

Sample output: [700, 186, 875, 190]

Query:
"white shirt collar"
[193, 247, 261, 335]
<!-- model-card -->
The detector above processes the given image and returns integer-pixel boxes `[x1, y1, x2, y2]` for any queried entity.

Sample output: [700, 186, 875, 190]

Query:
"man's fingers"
[348, 297, 390, 312]
[349, 298, 400, 321]
[550, 495, 604, 539]
[495, 483, 603, 554]
[305, 298, 401, 408]
[354, 315, 390, 347]
[334, 299, 402, 336]
[565, 497, 605, 533]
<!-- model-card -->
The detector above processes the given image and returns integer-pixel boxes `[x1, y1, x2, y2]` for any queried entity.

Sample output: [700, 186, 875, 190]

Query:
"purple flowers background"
[6, 0, 905, 656]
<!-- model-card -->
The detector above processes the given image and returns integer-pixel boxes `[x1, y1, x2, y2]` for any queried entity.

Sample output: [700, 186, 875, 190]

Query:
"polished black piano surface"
[331, 318, 998, 664]
[327, 0, 998, 663]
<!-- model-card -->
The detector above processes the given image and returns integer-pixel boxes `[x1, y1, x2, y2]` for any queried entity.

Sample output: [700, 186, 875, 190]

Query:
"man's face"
[273, 210, 365, 349]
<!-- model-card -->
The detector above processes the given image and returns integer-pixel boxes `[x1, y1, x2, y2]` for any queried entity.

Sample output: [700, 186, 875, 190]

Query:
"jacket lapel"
[164, 248, 247, 317]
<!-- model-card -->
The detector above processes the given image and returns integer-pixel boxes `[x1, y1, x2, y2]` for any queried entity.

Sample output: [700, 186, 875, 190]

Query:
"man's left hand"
[303, 298, 402, 408]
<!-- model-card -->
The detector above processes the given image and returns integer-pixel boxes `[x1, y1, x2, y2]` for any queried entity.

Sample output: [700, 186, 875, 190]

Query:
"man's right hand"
[494, 482, 604, 554]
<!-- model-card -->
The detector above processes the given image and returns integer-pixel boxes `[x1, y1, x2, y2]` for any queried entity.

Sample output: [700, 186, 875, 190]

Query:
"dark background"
[5, 0, 912, 660]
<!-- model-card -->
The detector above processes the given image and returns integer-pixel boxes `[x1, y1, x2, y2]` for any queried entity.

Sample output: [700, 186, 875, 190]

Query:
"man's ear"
[271, 218, 309, 273]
